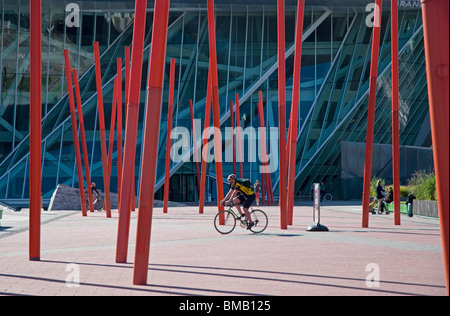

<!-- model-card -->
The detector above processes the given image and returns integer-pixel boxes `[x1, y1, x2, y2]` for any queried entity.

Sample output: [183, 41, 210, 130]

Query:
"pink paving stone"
[0, 204, 447, 296]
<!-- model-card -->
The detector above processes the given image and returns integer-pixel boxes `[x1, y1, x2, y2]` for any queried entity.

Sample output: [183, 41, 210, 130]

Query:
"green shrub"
[407, 170, 436, 201]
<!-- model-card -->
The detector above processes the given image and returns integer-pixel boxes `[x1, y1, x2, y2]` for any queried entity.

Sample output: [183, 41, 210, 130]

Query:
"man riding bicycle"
[221, 174, 256, 230]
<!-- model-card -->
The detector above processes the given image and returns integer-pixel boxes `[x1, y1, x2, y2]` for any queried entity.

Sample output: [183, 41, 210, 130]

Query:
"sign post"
[306, 183, 329, 231]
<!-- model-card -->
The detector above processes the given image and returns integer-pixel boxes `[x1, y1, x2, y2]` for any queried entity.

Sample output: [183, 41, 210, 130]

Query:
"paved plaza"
[0, 202, 446, 296]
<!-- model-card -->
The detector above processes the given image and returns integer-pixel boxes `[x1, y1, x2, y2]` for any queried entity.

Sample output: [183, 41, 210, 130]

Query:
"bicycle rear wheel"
[95, 199, 104, 211]
[249, 209, 268, 234]
[214, 210, 237, 234]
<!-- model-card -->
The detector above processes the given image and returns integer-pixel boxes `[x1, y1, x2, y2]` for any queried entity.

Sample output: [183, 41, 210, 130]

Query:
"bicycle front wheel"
[249, 209, 268, 234]
[214, 210, 237, 234]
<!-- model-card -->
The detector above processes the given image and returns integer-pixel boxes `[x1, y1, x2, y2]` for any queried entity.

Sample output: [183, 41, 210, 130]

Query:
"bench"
[384, 197, 409, 214]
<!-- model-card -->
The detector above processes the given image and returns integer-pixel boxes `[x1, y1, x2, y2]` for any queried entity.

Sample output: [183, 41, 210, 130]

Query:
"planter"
[414, 199, 439, 218]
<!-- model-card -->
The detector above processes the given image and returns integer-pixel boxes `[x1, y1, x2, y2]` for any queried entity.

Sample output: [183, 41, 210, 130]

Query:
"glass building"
[0, 0, 431, 207]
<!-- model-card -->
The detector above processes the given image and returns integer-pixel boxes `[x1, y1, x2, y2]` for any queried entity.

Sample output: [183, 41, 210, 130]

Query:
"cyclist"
[85, 182, 100, 200]
[91, 182, 100, 196]
[221, 174, 256, 230]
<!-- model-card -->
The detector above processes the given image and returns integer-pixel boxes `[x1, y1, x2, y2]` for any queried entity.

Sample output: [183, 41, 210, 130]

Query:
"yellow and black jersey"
[231, 179, 255, 196]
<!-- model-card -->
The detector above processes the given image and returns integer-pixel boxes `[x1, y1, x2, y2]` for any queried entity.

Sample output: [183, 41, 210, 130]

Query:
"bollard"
[306, 183, 329, 231]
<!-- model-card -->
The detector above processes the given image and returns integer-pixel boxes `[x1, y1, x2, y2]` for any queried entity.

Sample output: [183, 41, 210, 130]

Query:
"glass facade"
[0, 1, 430, 205]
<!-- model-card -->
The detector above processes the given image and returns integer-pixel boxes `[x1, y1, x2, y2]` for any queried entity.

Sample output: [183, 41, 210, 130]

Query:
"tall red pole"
[107, 78, 118, 184]
[277, 0, 288, 229]
[93, 42, 112, 218]
[421, 0, 449, 295]
[63, 50, 87, 217]
[189, 99, 201, 194]
[29, 0, 41, 261]
[198, 69, 212, 214]
[362, 0, 383, 228]
[235, 94, 244, 178]
[116, 0, 147, 264]
[73, 69, 95, 213]
[230, 100, 236, 176]
[117, 58, 123, 206]
[257, 91, 271, 209]
[287, 0, 305, 226]
[207, 0, 225, 221]
[391, 1, 401, 226]
[163, 58, 176, 214]
[133, 0, 170, 285]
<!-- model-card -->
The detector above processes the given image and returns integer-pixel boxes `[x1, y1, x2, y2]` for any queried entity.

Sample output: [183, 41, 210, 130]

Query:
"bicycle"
[322, 192, 333, 202]
[214, 202, 268, 235]
[369, 197, 390, 215]
[85, 191, 104, 211]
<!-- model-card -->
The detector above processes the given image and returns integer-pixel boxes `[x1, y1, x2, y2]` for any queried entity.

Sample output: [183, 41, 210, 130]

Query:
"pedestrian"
[254, 179, 261, 206]
[376, 180, 386, 214]
[406, 193, 416, 217]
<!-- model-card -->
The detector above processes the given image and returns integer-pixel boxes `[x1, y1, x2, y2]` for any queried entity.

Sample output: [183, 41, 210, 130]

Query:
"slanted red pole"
[257, 91, 271, 209]
[362, 0, 383, 228]
[277, 0, 288, 229]
[230, 100, 236, 176]
[133, 0, 170, 285]
[117, 58, 123, 206]
[421, 0, 449, 295]
[189, 99, 201, 194]
[93, 42, 112, 218]
[116, 0, 147, 264]
[207, 0, 225, 221]
[107, 78, 118, 184]
[29, 0, 41, 261]
[287, 0, 305, 226]
[235, 93, 244, 178]
[391, 0, 401, 226]
[124, 46, 135, 213]
[199, 69, 212, 214]
[163, 58, 176, 214]
[261, 172, 266, 205]
[64, 50, 87, 217]
[73, 69, 95, 213]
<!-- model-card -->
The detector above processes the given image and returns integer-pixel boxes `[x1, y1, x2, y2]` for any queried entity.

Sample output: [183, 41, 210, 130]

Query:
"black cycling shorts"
[236, 193, 255, 209]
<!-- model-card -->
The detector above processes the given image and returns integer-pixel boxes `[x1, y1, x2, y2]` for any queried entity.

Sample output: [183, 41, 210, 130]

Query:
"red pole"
[362, 0, 383, 228]
[230, 100, 236, 176]
[133, 0, 170, 285]
[163, 58, 176, 214]
[421, 0, 449, 295]
[124, 46, 135, 213]
[93, 42, 112, 218]
[277, 0, 288, 229]
[261, 172, 266, 205]
[63, 50, 87, 217]
[116, 0, 147, 264]
[117, 58, 123, 206]
[189, 99, 201, 194]
[73, 69, 95, 213]
[207, 0, 225, 221]
[29, 0, 41, 261]
[235, 93, 244, 178]
[199, 69, 212, 214]
[391, 1, 401, 226]
[257, 91, 271, 209]
[287, 0, 305, 226]
[125, 46, 130, 119]
[107, 78, 118, 184]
